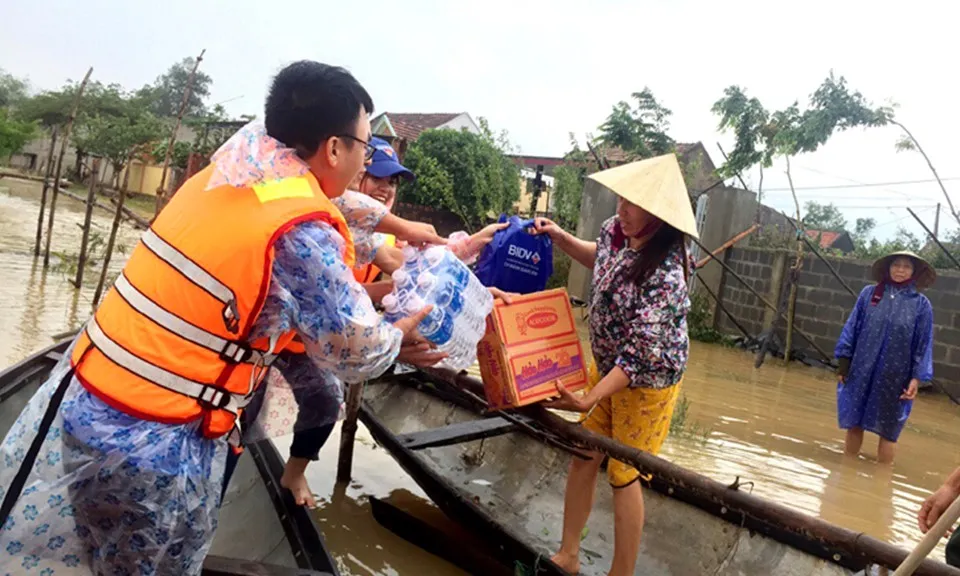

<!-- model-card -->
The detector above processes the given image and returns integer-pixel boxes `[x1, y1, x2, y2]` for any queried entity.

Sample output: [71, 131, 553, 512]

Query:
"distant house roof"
[372, 112, 463, 142]
[573, 142, 700, 167]
[805, 229, 855, 253]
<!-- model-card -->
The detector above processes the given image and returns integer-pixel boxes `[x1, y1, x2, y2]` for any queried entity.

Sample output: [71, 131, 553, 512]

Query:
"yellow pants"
[579, 355, 682, 487]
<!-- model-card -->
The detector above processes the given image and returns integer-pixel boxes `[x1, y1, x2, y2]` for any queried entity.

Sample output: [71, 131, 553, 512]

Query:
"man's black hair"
[265, 61, 374, 158]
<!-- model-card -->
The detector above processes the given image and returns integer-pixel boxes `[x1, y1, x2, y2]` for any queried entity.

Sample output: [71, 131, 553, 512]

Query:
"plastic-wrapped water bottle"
[381, 293, 404, 324]
[405, 293, 453, 346]
[384, 244, 493, 371]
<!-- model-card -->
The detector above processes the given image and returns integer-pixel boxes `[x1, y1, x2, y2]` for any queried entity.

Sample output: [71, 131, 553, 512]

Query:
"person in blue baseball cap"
[355, 137, 414, 210]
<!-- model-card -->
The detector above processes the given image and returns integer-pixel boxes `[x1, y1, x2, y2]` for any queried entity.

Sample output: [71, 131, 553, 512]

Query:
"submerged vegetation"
[687, 290, 733, 346]
[669, 394, 712, 445]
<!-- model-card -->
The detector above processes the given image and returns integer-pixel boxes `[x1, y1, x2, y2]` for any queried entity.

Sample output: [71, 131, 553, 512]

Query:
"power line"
[763, 177, 960, 192]
[791, 204, 938, 210]
[872, 206, 936, 229]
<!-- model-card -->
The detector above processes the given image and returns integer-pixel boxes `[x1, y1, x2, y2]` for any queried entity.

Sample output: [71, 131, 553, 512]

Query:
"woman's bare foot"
[281, 457, 317, 508]
[551, 551, 580, 574]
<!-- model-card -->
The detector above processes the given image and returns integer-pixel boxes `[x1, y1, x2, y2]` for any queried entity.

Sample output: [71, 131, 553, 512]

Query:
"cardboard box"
[477, 288, 588, 409]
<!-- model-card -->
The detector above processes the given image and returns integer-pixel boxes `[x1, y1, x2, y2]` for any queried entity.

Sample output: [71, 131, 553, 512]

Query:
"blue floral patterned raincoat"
[0, 123, 403, 575]
[835, 282, 934, 442]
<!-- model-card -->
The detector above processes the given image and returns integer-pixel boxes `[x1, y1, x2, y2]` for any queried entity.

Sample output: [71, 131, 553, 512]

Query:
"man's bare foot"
[551, 551, 580, 574]
[281, 458, 317, 508]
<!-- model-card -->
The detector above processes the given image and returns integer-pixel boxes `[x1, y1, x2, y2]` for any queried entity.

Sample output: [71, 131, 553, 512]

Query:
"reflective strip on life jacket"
[72, 167, 355, 440]
[142, 228, 241, 334]
[112, 272, 272, 366]
[84, 317, 252, 417]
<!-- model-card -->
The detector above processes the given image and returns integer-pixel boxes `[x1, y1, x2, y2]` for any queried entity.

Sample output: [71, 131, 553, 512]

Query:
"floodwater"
[0, 177, 140, 367]
[2, 178, 959, 571]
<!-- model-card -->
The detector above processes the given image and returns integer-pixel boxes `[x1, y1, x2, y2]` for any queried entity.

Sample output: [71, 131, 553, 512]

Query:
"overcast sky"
[3, 0, 957, 240]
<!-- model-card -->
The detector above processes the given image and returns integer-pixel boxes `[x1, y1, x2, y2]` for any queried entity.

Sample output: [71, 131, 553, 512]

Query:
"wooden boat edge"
[368, 366, 960, 576]
[0, 340, 338, 576]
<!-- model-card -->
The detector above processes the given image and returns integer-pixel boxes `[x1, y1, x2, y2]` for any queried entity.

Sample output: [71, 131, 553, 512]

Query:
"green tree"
[73, 93, 164, 185]
[713, 72, 887, 362]
[138, 57, 212, 118]
[400, 127, 520, 231]
[0, 69, 29, 109]
[849, 217, 877, 252]
[0, 109, 36, 158]
[552, 164, 583, 230]
[802, 202, 847, 231]
[597, 87, 675, 159]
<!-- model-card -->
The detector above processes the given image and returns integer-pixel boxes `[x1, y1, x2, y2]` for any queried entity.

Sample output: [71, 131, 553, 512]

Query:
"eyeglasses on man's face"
[337, 134, 375, 160]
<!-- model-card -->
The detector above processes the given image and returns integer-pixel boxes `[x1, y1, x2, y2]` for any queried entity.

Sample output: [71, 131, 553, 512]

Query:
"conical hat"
[871, 250, 936, 289]
[587, 153, 698, 238]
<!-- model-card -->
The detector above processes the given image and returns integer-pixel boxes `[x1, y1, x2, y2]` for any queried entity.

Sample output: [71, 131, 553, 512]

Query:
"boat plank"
[396, 417, 516, 450]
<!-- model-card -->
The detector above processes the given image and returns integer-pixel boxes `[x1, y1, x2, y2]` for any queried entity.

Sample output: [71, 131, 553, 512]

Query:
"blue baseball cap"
[366, 137, 415, 181]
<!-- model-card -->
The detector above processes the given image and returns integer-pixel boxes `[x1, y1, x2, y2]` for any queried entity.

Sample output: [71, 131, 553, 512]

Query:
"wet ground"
[3, 178, 959, 570]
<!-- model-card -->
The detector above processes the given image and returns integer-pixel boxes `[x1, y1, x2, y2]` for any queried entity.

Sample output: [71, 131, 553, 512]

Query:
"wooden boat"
[360, 366, 960, 576]
[0, 340, 339, 576]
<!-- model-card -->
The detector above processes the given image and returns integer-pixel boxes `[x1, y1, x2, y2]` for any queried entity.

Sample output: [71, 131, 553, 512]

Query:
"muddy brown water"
[3, 179, 959, 571]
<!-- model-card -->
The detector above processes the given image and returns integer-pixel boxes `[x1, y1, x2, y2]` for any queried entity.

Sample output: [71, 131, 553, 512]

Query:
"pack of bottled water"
[382, 244, 493, 372]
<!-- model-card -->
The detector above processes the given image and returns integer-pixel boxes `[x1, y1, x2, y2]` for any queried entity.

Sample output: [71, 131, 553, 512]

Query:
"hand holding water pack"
[382, 245, 493, 371]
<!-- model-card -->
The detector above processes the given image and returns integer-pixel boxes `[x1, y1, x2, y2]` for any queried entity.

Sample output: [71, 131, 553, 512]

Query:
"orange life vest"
[70, 165, 355, 441]
[352, 233, 397, 284]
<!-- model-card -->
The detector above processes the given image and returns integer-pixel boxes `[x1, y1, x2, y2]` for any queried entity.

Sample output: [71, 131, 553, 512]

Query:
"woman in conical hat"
[835, 250, 935, 464]
[533, 153, 697, 576]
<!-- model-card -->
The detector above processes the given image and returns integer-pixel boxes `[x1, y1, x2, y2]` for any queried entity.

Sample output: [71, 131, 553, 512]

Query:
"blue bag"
[474, 215, 553, 294]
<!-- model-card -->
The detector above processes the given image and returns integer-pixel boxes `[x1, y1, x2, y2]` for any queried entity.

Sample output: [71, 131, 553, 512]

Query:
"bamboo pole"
[755, 254, 796, 369]
[58, 189, 146, 230]
[33, 125, 59, 256]
[689, 235, 833, 363]
[42, 67, 93, 267]
[908, 208, 960, 270]
[92, 155, 134, 308]
[72, 159, 100, 288]
[336, 381, 365, 484]
[697, 276, 753, 339]
[782, 210, 857, 296]
[155, 49, 205, 216]
[891, 119, 960, 228]
[783, 156, 804, 363]
[695, 224, 760, 269]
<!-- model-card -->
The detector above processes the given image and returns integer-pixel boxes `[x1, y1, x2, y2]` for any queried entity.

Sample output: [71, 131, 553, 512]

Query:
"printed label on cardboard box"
[510, 342, 585, 392]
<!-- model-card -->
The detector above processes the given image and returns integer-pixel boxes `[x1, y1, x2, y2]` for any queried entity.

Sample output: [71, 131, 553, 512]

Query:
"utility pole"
[934, 203, 941, 238]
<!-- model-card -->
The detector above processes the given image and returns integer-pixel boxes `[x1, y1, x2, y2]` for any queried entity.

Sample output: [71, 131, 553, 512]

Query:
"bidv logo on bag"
[475, 215, 553, 294]
[507, 244, 542, 265]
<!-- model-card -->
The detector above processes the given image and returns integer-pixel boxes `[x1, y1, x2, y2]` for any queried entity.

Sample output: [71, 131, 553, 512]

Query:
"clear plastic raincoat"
[0, 123, 403, 575]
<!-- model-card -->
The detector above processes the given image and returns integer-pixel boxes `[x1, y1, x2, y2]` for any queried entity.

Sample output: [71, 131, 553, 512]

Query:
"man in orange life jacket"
[253, 139, 512, 507]
[0, 61, 444, 575]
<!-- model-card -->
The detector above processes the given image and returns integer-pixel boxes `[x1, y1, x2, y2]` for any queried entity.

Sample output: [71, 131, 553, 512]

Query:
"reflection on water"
[272, 426, 468, 576]
[659, 341, 960, 558]
[0, 178, 139, 367]
[4, 177, 960, 570]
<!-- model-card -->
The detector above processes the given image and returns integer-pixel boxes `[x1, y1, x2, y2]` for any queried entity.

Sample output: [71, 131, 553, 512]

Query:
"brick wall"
[712, 247, 960, 397]
[715, 248, 782, 337]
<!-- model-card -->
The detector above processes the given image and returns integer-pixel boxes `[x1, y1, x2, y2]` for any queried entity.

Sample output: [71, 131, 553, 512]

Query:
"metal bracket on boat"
[726, 475, 754, 493]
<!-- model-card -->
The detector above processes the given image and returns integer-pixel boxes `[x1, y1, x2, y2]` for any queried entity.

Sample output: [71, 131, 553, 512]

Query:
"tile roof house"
[805, 229, 855, 253]
[371, 112, 481, 159]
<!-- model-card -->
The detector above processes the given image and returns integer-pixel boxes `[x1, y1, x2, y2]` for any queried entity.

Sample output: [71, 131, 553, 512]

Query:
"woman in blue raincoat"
[835, 251, 935, 464]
